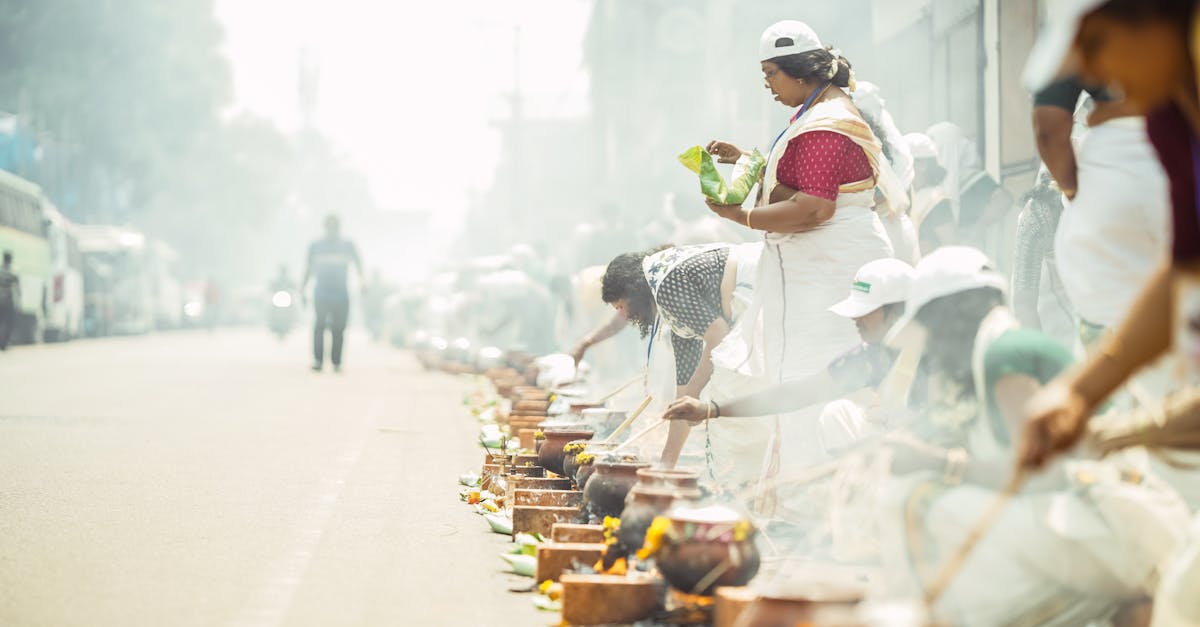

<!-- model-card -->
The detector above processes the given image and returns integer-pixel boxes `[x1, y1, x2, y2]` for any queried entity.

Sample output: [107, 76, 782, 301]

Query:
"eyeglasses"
[763, 68, 781, 81]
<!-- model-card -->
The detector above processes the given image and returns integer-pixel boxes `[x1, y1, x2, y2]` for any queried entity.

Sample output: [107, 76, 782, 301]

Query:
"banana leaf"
[678, 146, 766, 205]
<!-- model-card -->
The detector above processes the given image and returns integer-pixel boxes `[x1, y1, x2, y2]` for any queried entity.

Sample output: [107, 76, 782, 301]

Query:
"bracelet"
[705, 401, 713, 420]
[942, 448, 968, 485]
[744, 207, 755, 229]
[710, 400, 721, 419]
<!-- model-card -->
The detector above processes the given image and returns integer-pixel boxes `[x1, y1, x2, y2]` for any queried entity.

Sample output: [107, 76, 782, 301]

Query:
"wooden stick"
[595, 374, 642, 404]
[923, 468, 1027, 607]
[603, 395, 653, 443]
[609, 419, 669, 454]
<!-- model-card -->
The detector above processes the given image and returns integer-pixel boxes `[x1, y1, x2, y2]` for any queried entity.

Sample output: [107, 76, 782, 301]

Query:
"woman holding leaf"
[699, 21, 903, 480]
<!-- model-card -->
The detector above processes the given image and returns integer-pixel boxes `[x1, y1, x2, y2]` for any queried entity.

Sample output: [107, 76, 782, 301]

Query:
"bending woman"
[600, 242, 760, 466]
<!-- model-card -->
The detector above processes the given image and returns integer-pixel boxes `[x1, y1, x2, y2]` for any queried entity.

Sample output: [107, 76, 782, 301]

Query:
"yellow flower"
[732, 520, 752, 542]
[575, 453, 595, 466]
[637, 516, 672, 560]
[602, 516, 621, 544]
[563, 442, 587, 454]
[533, 430, 545, 440]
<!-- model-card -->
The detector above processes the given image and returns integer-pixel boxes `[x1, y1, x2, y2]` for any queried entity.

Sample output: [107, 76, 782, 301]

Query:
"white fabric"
[1023, 0, 1109, 90]
[1055, 117, 1170, 328]
[817, 399, 876, 455]
[878, 464, 1189, 627]
[1153, 514, 1200, 627]
[904, 132, 938, 161]
[926, 122, 983, 225]
[759, 20, 823, 61]
[854, 82, 915, 193]
[878, 212, 921, 266]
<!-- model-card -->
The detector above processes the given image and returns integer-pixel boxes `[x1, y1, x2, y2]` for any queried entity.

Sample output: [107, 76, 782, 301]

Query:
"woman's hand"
[1018, 381, 1094, 470]
[705, 199, 746, 223]
[664, 397, 709, 425]
[705, 140, 745, 164]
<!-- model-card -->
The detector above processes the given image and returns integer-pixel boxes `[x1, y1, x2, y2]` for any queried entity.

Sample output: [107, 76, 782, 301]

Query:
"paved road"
[0, 330, 544, 627]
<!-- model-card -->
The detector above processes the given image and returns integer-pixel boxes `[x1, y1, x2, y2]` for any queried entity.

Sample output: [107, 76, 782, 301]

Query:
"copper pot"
[583, 460, 651, 518]
[537, 429, 594, 475]
[654, 508, 760, 595]
[618, 486, 701, 554]
[633, 468, 701, 491]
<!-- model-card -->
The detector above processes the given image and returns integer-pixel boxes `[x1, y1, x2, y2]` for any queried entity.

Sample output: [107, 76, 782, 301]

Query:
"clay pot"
[633, 468, 701, 491]
[568, 401, 606, 413]
[574, 456, 600, 493]
[537, 429, 594, 475]
[735, 587, 864, 627]
[618, 486, 701, 554]
[655, 508, 760, 596]
[560, 439, 593, 483]
[514, 399, 551, 413]
[583, 460, 651, 518]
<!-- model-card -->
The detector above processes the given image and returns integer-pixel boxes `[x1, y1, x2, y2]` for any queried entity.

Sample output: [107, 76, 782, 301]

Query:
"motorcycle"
[268, 289, 296, 339]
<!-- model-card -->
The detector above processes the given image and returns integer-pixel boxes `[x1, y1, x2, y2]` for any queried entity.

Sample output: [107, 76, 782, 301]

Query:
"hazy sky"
[215, 0, 591, 219]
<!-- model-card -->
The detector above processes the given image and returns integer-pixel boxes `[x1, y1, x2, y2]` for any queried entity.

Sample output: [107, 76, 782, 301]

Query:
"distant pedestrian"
[302, 215, 362, 373]
[0, 251, 20, 350]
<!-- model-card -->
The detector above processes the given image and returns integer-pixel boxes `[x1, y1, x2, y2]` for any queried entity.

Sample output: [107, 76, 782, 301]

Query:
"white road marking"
[229, 399, 382, 627]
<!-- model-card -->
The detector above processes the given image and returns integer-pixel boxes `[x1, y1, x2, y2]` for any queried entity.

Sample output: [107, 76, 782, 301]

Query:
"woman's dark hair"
[1091, 0, 1195, 23]
[601, 246, 669, 338]
[914, 286, 1007, 397]
[768, 45, 853, 89]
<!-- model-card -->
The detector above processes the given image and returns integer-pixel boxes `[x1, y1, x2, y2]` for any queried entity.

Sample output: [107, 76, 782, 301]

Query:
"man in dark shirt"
[0, 251, 20, 351]
[302, 215, 362, 372]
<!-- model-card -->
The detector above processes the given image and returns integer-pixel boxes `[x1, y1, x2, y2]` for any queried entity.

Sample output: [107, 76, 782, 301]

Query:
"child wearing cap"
[665, 257, 918, 457]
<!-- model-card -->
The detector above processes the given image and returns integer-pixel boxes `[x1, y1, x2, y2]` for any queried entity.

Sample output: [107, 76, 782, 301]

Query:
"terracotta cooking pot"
[618, 486, 701, 555]
[583, 459, 651, 518]
[633, 468, 701, 491]
[537, 429, 594, 475]
[655, 507, 760, 595]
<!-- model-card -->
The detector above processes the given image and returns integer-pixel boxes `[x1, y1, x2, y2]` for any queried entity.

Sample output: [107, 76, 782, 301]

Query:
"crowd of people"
[556, 2, 1200, 624]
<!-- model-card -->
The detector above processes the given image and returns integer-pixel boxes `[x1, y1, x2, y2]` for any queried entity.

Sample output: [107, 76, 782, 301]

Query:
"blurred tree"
[0, 0, 379, 283]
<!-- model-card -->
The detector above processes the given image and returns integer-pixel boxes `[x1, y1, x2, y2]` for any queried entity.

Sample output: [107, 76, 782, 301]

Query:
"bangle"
[710, 400, 721, 419]
[942, 448, 968, 485]
[744, 207, 755, 229]
[705, 402, 712, 420]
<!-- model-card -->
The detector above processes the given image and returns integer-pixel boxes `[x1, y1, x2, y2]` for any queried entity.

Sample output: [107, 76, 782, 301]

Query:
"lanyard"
[768, 81, 830, 155]
[1191, 138, 1200, 225]
[643, 314, 662, 362]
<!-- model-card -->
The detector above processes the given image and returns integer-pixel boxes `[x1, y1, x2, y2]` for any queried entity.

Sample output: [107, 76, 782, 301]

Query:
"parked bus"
[0, 168, 49, 344]
[77, 225, 155, 336]
[43, 205, 84, 340]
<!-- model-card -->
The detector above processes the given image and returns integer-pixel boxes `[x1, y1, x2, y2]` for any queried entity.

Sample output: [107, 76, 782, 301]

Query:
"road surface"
[0, 329, 544, 627]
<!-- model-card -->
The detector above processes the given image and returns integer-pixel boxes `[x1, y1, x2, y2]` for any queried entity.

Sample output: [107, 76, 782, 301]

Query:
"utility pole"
[510, 24, 524, 239]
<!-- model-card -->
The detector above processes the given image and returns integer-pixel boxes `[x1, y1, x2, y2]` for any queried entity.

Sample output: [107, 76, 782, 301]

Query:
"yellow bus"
[0, 168, 50, 344]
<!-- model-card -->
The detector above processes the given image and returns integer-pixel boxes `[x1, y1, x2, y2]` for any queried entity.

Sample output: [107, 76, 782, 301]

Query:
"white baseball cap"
[828, 258, 915, 319]
[760, 20, 824, 62]
[885, 246, 1008, 346]
[1023, 0, 1108, 91]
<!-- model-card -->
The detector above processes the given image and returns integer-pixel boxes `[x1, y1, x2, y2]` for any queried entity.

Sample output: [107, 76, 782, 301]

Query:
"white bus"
[43, 205, 84, 341]
[0, 168, 49, 344]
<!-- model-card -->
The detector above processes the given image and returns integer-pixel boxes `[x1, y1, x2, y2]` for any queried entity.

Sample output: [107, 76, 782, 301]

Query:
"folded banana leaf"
[678, 146, 766, 204]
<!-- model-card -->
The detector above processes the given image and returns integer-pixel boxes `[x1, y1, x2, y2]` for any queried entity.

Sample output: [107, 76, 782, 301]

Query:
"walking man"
[301, 215, 362, 372]
[0, 251, 20, 350]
